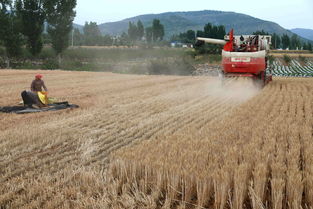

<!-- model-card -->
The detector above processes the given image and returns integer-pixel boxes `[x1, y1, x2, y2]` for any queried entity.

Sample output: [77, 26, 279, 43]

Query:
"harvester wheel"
[253, 72, 265, 88]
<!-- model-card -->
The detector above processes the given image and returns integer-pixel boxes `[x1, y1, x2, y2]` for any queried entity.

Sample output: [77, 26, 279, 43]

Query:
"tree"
[145, 27, 153, 43]
[0, 0, 23, 68]
[196, 30, 204, 37]
[290, 34, 301, 50]
[202, 23, 225, 39]
[185, 30, 196, 43]
[128, 20, 145, 42]
[15, 0, 45, 56]
[308, 43, 312, 52]
[171, 30, 195, 44]
[271, 33, 281, 49]
[0, 1, 10, 37]
[195, 23, 226, 54]
[44, 0, 77, 64]
[102, 35, 113, 46]
[83, 22, 101, 45]
[137, 20, 144, 40]
[117, 32, 130, 46]
[302, 42, 308, 50]
[152, 19, 164, 41]
[144, 19, 164, 43]
[253, 30, 269, 35]
[203, 23, 212, 37]
[42, 33, 51, 45]
[128, 22, 137, 42]
[73, 28, 83, 46]
[217, 25, 226, 39]
[281, 34, 290, 50]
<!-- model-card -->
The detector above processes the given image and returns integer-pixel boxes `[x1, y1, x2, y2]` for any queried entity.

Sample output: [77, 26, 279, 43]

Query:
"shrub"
[0, 57, 6, 68]
[38, 48, 56, 60]
[283, 55, 291, 65]
[60, 60, 84, 71]
[148, 57, 195, 75]
[42, 59, 59, 70]
[0, 47, 5, 56]
[148, 60, 170, 75]
[298, 56, 306, 64]
[129, 65, 148, 74]
[209, 54, 222, 63]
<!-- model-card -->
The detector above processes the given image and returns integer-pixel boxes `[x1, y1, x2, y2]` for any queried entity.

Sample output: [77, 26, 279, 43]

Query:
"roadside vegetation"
[0, 47, 200, 75]
[0, 19, 226, 75]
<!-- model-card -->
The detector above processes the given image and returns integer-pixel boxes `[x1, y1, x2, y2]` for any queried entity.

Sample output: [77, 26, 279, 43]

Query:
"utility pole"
[152, 32, 154, 44]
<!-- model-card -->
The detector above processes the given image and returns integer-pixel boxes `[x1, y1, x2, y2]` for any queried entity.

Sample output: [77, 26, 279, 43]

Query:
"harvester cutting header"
[197, 29, 272, 85]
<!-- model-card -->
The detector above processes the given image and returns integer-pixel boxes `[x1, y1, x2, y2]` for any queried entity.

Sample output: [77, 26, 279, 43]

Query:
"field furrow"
[1, 70, 312, 209]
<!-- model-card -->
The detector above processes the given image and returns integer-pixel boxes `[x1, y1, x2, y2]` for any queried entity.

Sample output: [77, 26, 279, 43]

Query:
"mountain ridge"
[291, 28, 313, 41]
[97, 10, 294, 38]
[73, 10, 312, 42]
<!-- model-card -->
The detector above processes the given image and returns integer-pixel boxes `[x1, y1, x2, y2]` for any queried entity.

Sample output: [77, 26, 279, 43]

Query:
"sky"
[75, 0, 313, 30]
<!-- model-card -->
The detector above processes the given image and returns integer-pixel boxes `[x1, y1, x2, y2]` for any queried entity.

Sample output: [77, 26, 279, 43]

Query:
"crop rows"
[108, 77, 313, 208]
[1, 70, 312, 209]
[271, 59, 313, 77]
[0, 70, 256, 208]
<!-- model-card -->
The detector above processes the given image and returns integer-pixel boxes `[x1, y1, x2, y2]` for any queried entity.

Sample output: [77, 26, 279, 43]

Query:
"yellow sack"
[38, 91, 48, 105]
[48, 97, 58, 104]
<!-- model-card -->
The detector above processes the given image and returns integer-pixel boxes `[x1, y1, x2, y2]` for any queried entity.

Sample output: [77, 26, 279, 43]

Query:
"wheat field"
[0, 70, 312, 209]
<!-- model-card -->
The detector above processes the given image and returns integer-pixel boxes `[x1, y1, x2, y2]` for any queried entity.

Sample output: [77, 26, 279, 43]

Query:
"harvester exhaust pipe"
[196, 37, 227, 45]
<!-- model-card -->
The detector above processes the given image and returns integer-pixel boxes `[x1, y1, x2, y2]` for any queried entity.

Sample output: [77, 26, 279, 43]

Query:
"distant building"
[171, 42, 193, 48]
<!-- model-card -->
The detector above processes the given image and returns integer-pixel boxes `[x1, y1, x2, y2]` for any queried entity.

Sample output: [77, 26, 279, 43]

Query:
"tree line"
[71, 19, 165, 46]
[126, 19, 165, 44]
[101, 21, 313, 52]
[71, 22, 114, 46]
[171, 23, 226, 46]
[253, 30, 312, 51]
[170, 23, 226, 54]
[0, 0, 76, 67]
[171, 27, 313, 53]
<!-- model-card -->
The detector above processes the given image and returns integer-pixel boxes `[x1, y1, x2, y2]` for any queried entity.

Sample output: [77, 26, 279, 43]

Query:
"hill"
[73, 23, 84, 32]
[291, 28, 313, 41]
[96, 10, 295, 39]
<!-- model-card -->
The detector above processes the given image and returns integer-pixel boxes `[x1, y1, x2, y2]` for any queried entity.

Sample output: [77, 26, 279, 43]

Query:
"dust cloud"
[202, 76, 262, 103]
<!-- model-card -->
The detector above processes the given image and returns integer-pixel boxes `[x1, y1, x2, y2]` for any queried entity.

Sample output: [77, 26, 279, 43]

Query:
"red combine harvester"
[197, 29, 272, 85]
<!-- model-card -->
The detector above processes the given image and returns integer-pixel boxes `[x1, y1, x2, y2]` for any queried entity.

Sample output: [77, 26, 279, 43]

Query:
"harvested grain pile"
[108, 77, 313, 209]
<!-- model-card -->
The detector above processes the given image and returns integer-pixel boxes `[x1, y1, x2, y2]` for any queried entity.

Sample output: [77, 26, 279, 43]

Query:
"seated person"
[21, 91, 47, 108]
[22, 74, 49, 108]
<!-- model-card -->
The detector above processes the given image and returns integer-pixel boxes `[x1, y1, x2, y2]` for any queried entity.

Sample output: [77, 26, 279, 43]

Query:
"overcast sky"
[74, 0, 313, 30]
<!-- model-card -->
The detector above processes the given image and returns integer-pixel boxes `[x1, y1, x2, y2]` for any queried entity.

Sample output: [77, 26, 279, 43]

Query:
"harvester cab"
[196, 29, 272, 86]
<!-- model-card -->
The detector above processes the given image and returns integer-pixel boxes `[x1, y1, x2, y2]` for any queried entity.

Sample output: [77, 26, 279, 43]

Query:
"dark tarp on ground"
[0, 102, 79, 114]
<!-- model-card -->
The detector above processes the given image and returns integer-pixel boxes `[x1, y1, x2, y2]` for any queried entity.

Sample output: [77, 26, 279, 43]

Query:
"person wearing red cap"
[31, 74, 48, 92]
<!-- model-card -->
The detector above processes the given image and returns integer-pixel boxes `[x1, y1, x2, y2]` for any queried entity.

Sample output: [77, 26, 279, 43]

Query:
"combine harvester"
[197, 29, 272, 86]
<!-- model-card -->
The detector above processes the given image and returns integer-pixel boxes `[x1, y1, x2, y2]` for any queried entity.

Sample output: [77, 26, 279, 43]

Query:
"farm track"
[0, 70, 256, 208]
